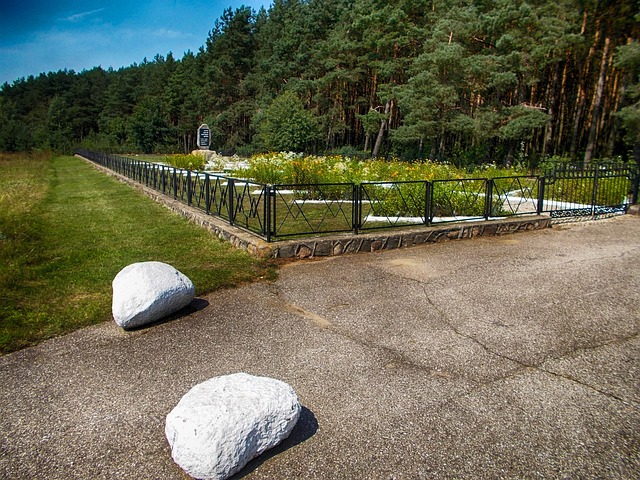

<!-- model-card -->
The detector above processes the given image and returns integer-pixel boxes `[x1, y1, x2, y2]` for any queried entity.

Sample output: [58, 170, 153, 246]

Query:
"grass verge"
[0, 153, 275, 354]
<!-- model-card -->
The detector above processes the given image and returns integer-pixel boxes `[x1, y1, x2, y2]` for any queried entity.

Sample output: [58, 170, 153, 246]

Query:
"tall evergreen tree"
[0, 0, 638, 161]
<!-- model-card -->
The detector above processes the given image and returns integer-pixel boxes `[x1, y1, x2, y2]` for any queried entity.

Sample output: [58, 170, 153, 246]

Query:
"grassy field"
[0, 152, 275, 354]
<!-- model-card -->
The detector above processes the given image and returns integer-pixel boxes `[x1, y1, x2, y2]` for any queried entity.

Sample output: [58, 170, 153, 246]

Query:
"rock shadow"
[231, 406, 319, 479]
[123, 298, 210, 331]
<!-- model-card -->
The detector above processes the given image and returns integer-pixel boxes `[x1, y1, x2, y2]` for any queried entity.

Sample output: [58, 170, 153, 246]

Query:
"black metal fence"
[540, 164, 637, 219]
[77, 150, 638, 242]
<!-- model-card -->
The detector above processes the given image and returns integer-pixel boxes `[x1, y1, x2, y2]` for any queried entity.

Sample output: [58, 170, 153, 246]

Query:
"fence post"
[264, 185, 272, 242]
[537, 176, 545, 215]
[632, 169, 639, 205]
[425, 181, 432, 226]
[186, 170, 192, 206]
[205, 174, 211, 215]
[352, 184, 360, 234]
[272, 185, 277, 237]
[228, 178, 235, 225]
[591, 168, 599, 216]
[484, 179, 494, 220]
[172, 168, 178, 199]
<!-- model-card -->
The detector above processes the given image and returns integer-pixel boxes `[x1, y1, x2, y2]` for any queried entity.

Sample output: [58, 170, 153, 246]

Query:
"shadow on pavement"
[233, 406, 319, 479]
[124, 298, 211, 331]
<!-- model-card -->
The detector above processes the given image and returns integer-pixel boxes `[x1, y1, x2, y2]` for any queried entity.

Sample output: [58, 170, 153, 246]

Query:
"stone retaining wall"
[273, 216, 550, 259]
[79, 155, 551, 259]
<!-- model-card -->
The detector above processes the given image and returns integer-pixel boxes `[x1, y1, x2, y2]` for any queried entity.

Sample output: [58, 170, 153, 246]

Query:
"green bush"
[255, 92, 321, 152]
[163, 154, 205, 171]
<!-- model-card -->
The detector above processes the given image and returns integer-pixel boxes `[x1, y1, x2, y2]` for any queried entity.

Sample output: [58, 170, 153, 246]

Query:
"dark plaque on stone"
[197, 124, 210, 149]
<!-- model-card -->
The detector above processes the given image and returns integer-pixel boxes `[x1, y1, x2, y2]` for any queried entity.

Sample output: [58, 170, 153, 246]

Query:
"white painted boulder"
[165, 373, 301, 480]
[112, 261, 195, 329]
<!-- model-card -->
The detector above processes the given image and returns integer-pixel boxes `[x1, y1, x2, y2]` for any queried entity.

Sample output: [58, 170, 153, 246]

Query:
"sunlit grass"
[0, 154, 275, 354]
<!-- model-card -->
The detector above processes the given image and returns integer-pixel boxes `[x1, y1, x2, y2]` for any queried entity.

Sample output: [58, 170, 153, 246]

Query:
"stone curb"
[78, 155, 551, 259]
[272, 216, 551, 259]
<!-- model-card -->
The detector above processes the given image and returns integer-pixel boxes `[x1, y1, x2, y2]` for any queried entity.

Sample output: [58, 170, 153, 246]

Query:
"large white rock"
[112, 261, 195, 329]
[165, 373, 301, 480]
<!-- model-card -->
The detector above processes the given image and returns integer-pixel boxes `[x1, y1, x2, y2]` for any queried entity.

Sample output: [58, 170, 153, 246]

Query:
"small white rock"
[112, 261, 195, 329]
[165, 373, 301, 480]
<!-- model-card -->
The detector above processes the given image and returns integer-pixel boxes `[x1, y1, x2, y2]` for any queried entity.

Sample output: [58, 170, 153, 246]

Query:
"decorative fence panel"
[359, 181, 429, 231]
[270, 183, 356, 238]
[541, 166, 635, 219]
[430, 178, 488, 223]
[76, 150, 638, 242]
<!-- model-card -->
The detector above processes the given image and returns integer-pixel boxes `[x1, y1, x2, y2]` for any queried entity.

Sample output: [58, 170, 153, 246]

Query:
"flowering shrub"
[233, 153, 521, 184]
[203, 152, 227, 171]
[233, 153, 527, 215]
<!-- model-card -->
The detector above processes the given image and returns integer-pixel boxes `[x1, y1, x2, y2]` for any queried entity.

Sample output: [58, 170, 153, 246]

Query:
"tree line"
[1, 0, 638, 167]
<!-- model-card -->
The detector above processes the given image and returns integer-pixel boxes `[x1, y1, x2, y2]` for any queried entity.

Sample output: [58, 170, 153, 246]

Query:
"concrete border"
[272, 216, 551, 259]
[78, 155, 551, 259]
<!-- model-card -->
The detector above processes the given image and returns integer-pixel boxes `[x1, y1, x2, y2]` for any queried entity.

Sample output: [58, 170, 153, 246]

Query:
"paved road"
[1, 216, 639, 479]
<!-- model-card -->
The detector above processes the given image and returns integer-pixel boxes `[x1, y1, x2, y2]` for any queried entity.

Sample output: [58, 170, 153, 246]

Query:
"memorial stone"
[197, 124, 210, 150]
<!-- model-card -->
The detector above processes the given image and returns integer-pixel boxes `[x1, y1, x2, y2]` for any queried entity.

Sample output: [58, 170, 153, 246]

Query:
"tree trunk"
[570, 86, 587, 156]
[543, 63, 560, 157]
[505, 141, 515, 167]
[571, 18, 600, 157]
[555, 58, 570, 155]
[438, 129, 446, 160]
[372, 100, 390, 158]
[604, 69, 621, 156]
[607, 41, 634, 157]
[584, 36, 611, 165]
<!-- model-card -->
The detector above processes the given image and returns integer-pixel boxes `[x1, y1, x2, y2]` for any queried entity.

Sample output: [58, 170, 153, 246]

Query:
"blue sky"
[0, 1, 268, 85]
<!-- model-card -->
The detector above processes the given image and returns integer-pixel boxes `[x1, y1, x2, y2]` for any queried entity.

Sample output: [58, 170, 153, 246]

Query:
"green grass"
[0, 153, 275, 354]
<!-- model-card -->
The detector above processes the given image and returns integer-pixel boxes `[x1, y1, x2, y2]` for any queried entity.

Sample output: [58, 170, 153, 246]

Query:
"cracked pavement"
[1, 215, 639, 479]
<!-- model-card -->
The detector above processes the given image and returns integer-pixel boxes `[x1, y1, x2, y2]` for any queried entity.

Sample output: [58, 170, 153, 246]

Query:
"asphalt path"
[1, 215, 639, 479]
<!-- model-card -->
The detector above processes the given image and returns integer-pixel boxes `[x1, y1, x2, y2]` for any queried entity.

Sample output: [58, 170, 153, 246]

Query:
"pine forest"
[1, 0, 639, 167]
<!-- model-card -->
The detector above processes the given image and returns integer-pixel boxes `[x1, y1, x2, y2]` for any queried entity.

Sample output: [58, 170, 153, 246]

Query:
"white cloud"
[0, 20, 202, 83]
[0, 0, 264, 84]
[63, 8, 106, 23]
[150, 28, 192, 39]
